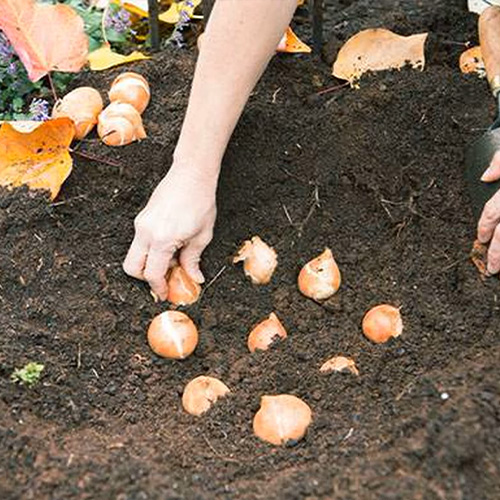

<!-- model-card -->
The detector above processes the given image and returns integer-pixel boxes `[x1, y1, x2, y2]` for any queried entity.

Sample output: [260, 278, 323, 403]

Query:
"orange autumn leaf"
[332, 28, 428, 86]
[276, 27, 312, 54]
[0, 0, 88, 82]
[0, 118, 75, 200]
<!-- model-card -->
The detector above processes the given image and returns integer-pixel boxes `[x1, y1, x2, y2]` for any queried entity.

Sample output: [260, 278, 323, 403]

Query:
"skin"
[478, 150, 500, 274]
[123, 0, 297, 300]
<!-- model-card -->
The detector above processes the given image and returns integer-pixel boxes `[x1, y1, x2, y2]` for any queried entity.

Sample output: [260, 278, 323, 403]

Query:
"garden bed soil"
[1, 0, 499, 498]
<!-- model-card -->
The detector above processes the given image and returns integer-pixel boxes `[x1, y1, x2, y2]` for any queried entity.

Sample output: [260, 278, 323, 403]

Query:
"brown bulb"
[320, 356, 359, 376]
[182, 376, 230, 416]
[362, 304, 402, 344]
[109, 72, 150, 114]
[298, 248, 341, 301]
[253, 395, 312, 446]
[247, 313, 287, 353]
[147, 311, 198, 359]
[52, 86, 103, 140]
[98, 102, 146, 146]
[233, 236, 277, 285]
[166, 265, 201, 306]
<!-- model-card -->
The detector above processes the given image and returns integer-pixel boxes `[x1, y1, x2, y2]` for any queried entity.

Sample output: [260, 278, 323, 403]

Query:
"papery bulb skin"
[182, 376, 230, 416]
[98, 101, 146, 146]
[298, 248, 341, 301]
[147, 311, 198, 359]
[320, 356, 359, 376]
[233, 236, 277, 285]
[52, 87, 103, 139]
[109, 72, 150, 114]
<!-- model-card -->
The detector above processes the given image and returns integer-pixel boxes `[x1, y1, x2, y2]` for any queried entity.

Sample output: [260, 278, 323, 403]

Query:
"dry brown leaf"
[470, 239, 490, 279]
[0, 0, 88, 82]
[0, 118, 75, 199]
[332, 28, 428, 85]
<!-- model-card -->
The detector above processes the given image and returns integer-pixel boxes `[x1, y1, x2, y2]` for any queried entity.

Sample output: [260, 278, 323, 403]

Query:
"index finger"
[143, 247, 176, 301]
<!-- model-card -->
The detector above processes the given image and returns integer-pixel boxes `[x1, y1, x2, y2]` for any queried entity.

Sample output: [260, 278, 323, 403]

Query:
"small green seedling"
[11, 362, 44, 387]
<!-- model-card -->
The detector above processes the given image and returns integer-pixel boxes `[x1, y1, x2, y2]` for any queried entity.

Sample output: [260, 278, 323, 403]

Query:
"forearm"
[172, 0, 297, 182]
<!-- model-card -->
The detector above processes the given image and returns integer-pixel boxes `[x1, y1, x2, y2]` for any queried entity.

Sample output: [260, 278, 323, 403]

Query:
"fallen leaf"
[276, 27, 312, 54]
[159, 0, 202, 23]
[332, 28, 428, 86]
[88, 44, 150, 71]
[470, 239, 491, 279]
[0, 0, 88, 82]
[459, 46, 485, 76]
[0, 118, 75, 199]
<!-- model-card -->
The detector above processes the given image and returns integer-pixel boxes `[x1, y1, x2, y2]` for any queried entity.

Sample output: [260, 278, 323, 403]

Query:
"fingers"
[179, 231, 213, 283]
[144, 246, 176, 301]
[481, 150, 500, 182]
[478, 190, 500, 243]
[123, 236, 149, 280]
[487, 224, 500, 275]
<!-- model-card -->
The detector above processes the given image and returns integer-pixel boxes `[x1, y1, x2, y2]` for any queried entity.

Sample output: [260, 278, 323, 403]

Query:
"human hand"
[477, 150, 500, 274]
[123, 165, 217, 300]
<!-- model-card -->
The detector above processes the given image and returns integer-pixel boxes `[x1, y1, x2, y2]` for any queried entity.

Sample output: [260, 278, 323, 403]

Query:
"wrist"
[168, 155, 220, 193]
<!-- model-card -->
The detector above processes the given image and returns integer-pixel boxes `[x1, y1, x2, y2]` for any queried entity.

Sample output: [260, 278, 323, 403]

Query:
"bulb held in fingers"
[52, 86, 103, 140]
[233, 236, 277, 285]
[247, 313, 287, 353]
[166, 265, 201, 306]
[298, 248, 341, 301]
[109, 72, 150, 114]
[253, 394, 312, 446]
[98, 101, 146, 146]
[182, 376, 230, 416]
[320, 356, 359, 376]
[362, 304, 402, 344]
[147, 310, 198, 359]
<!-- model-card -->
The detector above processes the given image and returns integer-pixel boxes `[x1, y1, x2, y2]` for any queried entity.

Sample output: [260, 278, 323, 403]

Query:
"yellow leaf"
[332, 29, 428, 86]
[123, 0, 148, 18]
[0, 118, 75, 200]
[276, 27, 311, 54]
[88, 44, 150, 71]
[159, 0, 202, 24]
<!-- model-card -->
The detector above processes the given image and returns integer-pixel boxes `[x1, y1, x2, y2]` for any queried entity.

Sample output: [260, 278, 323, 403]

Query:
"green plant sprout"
[11, 362, 45, 387]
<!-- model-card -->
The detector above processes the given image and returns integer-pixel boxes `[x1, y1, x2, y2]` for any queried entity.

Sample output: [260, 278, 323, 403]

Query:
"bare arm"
[123, 0, 297, 300]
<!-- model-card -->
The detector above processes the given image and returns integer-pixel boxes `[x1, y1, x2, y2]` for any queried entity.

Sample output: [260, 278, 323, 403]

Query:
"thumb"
[481, 150, 500, 182]
[179, 233, 211, 284]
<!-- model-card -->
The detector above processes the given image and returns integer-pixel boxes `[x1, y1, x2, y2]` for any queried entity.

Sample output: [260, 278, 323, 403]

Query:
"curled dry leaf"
[470, 239, 491, 278]
[0, 0, 88, 82]
[166, 265, 202, 306]
[98, 102, 146, 146]
[0, 118, 75, 199]
[332, 28, 428, 85]
[52, 87, 103, 140]
[248, 313, 287, 353]
[109, 72, 150, 114]
[298, 248, 341, 301]
[147, 310, 199, 359]
[253, 395, 312, 446]
[88, 44, 150, 71]
[182, 376, 230, 416]
[320, 356, 359, 376]
[459, 46, 485, 76]
[276, 27, 312, 54]
[233, 236, 277, 285]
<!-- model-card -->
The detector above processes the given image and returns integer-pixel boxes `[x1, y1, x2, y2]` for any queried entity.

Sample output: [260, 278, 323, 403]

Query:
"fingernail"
[481, 166, 494, 182]
[191, 269, 205, 284]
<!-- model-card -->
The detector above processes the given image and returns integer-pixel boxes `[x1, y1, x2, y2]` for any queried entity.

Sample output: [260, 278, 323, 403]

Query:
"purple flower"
[0, 32, 14, 65]
[7, 62, 17, 76]
[29, 99, 49, 121]
[105, 7, 131, 34]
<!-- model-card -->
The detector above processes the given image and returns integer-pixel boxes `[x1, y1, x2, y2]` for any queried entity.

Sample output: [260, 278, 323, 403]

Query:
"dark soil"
[1, 0, 499, 498]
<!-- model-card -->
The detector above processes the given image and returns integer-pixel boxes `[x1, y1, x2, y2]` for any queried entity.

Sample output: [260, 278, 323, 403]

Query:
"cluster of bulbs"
[147, 236, 403, 447]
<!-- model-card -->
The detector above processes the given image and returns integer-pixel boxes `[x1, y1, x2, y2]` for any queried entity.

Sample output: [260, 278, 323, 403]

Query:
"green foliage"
[11, 362, 45, 387]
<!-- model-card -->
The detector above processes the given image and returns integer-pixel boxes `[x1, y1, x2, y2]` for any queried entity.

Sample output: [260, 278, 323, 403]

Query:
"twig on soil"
[71, 149, 123, 168]
[77, 343, 81, 370]
[200, 265, 227, 299]
[298, 185, 321, 237]
[315, 82, 349, 97]
[282, 204, 294, 226]
[50, 194, 88, 207]
[202, 436, 241, 463]
[47, 73, 58, 102]
[271, 87, 281, 104]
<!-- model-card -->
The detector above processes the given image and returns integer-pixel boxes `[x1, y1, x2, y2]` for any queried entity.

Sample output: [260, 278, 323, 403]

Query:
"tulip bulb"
[147, 310, 198, 359]
[52, 87, 103, 140]
[182, 376, 230, 416]
[247, 313, 287, 353]
[233, 236, 277, 285]
[166, 265, 201, 306]
[298, 248, 341, 301]
[253, 395, 312, 446]
[98, 102, 146, 146]
[109, 72, 150, 114]
[320, 356, 359, 376]
[362, 304, 402, 344]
